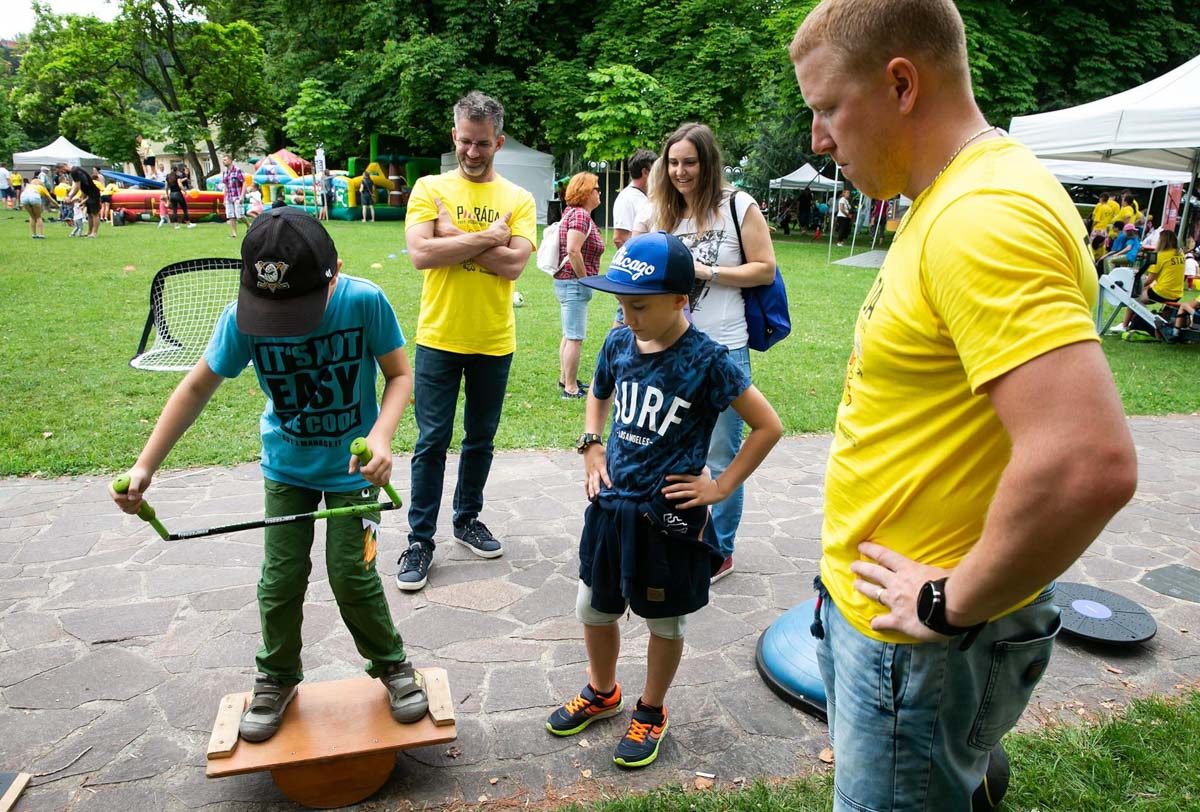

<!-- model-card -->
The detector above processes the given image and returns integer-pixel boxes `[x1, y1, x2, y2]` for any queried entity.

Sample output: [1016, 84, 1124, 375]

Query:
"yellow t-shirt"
[1117, 204, 1135, 226]
[405, 170, 536, 355]
[1149, 248, 1185, 301]
[1092, 202, 1113, 233]
[820, 138, 1099, 643]
[1105, 199, 1120, 222]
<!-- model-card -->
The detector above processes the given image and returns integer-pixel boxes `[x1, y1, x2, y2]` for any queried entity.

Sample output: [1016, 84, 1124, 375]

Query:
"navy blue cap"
[579, 231, 695, 295]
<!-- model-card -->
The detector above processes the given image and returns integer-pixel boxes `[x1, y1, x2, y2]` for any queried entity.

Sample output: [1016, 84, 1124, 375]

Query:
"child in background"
[157, 195, 170, 228]
[70, 196, 86, 237]
[545, 232, 782, 768]
[111, 208, 428, 742]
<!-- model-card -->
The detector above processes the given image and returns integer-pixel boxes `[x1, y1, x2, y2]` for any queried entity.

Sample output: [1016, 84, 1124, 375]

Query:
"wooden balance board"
[206, 668, 456, 809]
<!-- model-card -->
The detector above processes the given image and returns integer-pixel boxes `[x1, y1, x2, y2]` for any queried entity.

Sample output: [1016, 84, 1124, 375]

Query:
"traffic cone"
[813, 226, 822, 240]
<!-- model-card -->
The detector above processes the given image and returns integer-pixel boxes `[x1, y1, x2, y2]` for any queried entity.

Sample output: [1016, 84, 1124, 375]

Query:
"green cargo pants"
[256, 478, 406, 684]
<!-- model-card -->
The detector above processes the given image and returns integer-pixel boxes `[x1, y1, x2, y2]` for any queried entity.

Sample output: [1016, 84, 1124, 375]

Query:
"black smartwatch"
[917, 577, 986, 650]
[576, 432, 603, 454]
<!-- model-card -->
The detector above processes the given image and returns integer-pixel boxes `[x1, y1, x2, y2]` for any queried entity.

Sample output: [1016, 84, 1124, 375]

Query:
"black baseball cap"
[579, 231, 695, 295]
[237, 207, 338, 337]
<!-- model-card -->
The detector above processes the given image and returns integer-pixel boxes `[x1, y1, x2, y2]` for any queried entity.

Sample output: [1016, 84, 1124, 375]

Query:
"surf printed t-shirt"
[592, 325, 748, 500]
[405, 171, 536, 356]
[820, 138, 1098, 643]
[205, 275, 404, 492]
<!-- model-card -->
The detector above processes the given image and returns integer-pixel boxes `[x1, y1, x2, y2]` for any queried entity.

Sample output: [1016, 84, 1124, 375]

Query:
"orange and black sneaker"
[546, 683, 624, 736]
[613, 700, 668, 768]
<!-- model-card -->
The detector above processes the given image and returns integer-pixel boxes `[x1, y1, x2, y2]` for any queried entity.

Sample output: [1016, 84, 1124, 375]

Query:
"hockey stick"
[113, 438, 403, 541]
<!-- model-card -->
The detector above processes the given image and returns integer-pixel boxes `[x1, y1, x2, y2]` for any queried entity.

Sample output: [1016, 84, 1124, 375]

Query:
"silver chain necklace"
[897, 124, 997, 234]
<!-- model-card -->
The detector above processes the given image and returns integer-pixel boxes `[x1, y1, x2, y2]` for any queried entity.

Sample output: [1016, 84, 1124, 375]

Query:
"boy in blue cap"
[112, 207, 428, 742]
[545, 231, 783, 767]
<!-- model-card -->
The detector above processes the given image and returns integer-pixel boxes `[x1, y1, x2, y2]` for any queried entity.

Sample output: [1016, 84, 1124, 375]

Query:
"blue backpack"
[729, 191, 792, 351]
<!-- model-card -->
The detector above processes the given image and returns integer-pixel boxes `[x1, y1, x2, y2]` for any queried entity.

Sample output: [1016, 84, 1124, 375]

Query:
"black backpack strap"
[728, 189, 746, 263]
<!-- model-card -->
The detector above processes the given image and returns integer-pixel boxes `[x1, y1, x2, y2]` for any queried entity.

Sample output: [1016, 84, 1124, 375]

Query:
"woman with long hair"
[637, 122, 776, 580]
[555, 172, 605, 398]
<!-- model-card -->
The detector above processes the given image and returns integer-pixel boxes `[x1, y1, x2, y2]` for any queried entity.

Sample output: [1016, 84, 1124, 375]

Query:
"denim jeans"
[553, 277, 593, 340]
[707, 345, 751, 559]
[408, 344, 513, 547]
[816, 584, 1061, 811]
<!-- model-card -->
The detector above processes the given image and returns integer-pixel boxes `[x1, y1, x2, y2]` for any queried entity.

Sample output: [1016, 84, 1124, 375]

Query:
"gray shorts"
[574, 580, 687, 640]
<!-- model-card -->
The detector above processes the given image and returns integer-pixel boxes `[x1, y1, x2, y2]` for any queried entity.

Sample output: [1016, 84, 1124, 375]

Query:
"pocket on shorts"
[968, 612, 1061, 750]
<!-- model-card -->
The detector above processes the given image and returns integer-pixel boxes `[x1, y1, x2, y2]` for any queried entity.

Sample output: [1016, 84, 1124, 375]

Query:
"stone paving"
[1, 416, 1199, 811]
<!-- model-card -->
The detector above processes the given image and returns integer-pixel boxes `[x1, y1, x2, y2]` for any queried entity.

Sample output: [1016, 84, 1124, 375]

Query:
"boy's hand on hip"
[662, 468, 725, 509]
[584, 445, 610, 501]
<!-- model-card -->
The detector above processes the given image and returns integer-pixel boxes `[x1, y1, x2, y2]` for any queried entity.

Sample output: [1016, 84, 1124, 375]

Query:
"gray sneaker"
[382, 661, 429, 723]
[452, 519, 504, 558]
[239, 675, 298, 742]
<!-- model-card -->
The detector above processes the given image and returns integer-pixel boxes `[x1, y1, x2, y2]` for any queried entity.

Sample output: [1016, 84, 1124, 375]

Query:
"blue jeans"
[816, 583, 1061, 811]
[408, 345, 513, 547]
[707, 345, 750, 559]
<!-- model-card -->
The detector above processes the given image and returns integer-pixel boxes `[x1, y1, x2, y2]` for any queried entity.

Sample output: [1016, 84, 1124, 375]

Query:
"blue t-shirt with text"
[592, 325, 749, 500]
[205, 275, 405, 492]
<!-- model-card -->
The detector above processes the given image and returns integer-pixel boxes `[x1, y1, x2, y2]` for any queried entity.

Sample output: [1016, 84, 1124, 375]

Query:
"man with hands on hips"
[791, 1, 1138, 810]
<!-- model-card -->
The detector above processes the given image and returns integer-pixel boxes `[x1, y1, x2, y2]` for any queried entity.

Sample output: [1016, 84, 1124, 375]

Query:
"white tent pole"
[1180, 153, 1199, 247]
[828, 165, 839, 265]
[848, 192, 860, 255]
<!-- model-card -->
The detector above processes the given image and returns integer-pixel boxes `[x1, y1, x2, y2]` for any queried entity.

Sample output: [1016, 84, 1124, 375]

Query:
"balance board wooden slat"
[206, 670, 457, 778]
[0, 772, 31, 812]
[207, 693, 246, 759]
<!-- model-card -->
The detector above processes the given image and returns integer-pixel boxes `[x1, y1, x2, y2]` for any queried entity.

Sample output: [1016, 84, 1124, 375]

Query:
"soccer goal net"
[130, 258, 242, 372]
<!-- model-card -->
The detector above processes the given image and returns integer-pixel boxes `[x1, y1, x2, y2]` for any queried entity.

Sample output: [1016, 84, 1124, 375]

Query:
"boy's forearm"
[585, 394, 612, 436]
[713, 425, 782, 497]
[370, 373, 413, 444]
[135, 365, 222, 473]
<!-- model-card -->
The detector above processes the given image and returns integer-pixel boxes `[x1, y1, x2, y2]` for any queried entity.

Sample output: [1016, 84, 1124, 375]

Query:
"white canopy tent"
[769, 162, 842, 192]
[12, 136, 106, 171]
[440, 138, 555, 224]
[1009, 53, 1200, 232]
[1039, 158, 1191, 189]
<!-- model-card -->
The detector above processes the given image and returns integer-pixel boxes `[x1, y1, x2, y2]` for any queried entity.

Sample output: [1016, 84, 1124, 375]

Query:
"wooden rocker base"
[206, 669, 456, 809]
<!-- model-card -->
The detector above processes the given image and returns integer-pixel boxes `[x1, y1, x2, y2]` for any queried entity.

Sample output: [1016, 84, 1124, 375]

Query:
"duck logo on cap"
[255, 260, 291, 292]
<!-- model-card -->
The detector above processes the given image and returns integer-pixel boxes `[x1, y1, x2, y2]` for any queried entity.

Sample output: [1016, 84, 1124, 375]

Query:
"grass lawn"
[557, 690, 1200, 812]
[0, 210, 1197, 478]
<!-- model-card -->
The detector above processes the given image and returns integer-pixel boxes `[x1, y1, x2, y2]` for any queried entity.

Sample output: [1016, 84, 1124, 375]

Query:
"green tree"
[284, 78, 353, 161]
[577, 65, 664, 165]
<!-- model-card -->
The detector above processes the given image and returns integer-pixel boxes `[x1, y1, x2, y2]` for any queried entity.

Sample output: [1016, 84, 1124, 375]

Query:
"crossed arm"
[405, 197, 532, 280]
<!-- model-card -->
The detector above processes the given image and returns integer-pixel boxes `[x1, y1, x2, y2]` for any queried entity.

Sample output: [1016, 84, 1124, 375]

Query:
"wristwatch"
[709, 265, 720, 283]
[576, 432, 603, 454]
[917, 577, 986, 650]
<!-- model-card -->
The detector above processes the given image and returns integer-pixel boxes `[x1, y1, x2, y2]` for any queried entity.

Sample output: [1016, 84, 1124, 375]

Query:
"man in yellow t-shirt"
[1091, 192, 1114, 234]
[395, 90, 536, 593]
[792, 1, 1136, 809]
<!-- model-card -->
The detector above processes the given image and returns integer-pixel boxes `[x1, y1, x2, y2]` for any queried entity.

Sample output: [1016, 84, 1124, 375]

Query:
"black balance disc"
[1053, 582, 1156, 644]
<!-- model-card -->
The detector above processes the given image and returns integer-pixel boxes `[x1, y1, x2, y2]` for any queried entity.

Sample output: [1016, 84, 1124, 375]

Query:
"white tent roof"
[440, 138, 556, 224]
[769, 162, 842, 192]
[1040, 158, 1192, 189]
[1009, 54, 1200, 173]
[12, 136, 106, 171]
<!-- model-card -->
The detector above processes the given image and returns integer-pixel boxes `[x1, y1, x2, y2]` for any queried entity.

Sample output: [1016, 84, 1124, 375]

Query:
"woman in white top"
[634, 122, 776, 580]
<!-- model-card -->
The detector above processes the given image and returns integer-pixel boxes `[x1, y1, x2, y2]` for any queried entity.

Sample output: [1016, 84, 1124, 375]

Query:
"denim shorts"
[816, 584, 1061, 811]
[574, 580, 687, 640]
[553, 277, 593, 340]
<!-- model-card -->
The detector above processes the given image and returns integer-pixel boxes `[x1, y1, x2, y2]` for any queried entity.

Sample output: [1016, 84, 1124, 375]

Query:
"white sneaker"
[1109, 324, 1127, 333]
[174, 225, 181, 230]
[186, 223, 197, 229]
